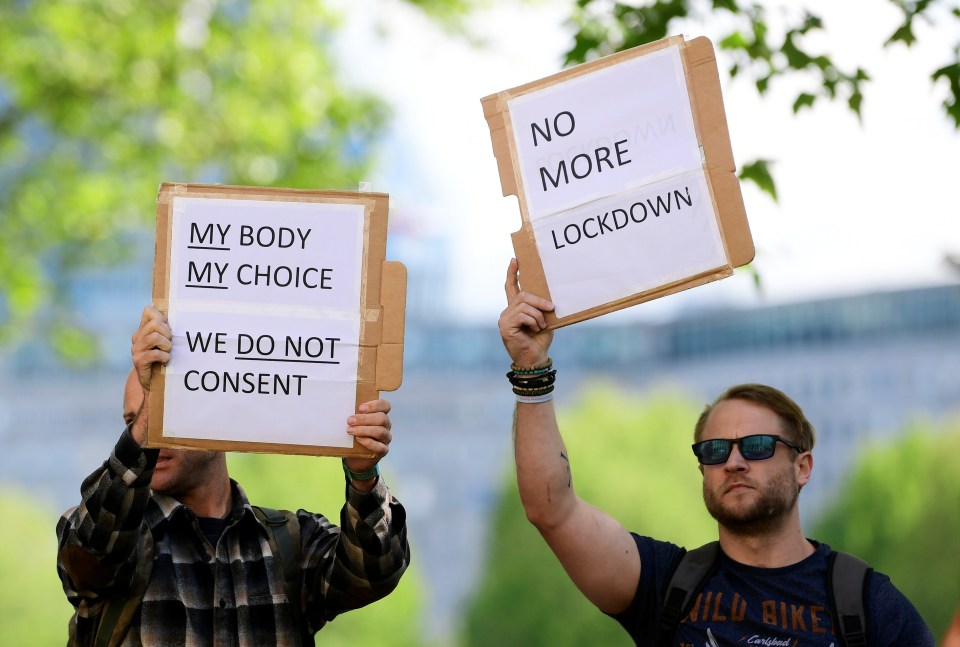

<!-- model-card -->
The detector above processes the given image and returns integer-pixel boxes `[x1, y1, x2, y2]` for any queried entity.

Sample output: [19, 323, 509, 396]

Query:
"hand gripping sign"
[147, 183, 405, 457]
[481, 35, 754, 327]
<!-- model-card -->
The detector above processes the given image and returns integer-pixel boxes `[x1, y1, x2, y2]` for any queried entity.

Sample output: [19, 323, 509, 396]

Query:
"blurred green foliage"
[813, 419, 960, 635]
[0, 0, 469, 351]
[0, 488, 66, 646]
[461, 385, 716, 647]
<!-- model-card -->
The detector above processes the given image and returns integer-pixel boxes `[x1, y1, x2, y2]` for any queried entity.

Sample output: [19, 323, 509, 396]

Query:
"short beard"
[703, 470, 799, 537]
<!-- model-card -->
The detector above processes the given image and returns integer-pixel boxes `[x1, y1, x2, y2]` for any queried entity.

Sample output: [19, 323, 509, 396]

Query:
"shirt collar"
[147, 479, 254, 528]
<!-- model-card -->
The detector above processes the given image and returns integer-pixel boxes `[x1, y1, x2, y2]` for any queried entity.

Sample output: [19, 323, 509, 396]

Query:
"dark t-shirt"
[613, 535, 934, 646]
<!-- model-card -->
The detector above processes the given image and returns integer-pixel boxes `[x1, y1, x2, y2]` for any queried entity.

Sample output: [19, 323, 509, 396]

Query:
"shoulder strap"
[94, 530, 155, 647]
[828, 550, 872, 647]
[253, 506, 306, 638]
[657, 542, 720, 647]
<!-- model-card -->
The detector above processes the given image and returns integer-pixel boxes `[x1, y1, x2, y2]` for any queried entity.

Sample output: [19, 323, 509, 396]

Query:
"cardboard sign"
[148, 183, 406, 457]
[481, 35, 754, 326]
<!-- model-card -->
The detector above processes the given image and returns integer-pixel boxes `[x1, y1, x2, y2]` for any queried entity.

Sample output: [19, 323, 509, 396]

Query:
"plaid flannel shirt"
[57, 427, 410, 647]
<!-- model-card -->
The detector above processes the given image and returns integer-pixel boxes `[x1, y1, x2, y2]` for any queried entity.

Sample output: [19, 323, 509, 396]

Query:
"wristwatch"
[341, 458, 380, 481]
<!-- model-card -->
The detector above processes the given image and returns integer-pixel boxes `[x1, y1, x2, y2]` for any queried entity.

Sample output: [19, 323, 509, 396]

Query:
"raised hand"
[498, 258, 556, 368]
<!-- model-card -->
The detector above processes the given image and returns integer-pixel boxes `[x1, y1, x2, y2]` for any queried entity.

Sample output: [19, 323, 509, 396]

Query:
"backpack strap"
[657, 542, 720, 647]
[94, 530, 155, 647]
[828, 550, 872, 647]
[253, 506, 306, 639]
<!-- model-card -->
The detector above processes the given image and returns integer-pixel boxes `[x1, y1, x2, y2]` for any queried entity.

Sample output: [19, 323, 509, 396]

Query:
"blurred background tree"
[0, 488, 64, 646]
[0, 0, 471, 355]
[813, 419, 960, 636]
[562, 0, 960, 202]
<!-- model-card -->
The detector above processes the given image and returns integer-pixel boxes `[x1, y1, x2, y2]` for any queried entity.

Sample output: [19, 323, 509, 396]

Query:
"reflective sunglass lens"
[700, 440, 730, 464]
[740, 435, 775, 459]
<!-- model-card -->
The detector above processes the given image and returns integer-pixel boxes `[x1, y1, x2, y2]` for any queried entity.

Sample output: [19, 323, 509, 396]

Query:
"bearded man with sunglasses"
[498, 259, 933, 646]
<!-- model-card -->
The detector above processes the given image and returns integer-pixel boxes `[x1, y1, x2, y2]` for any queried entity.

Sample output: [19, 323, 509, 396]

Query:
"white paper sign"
[506, 44, 729, 317]
[164, 197, 364, 447]
[533, 168, 726, 316]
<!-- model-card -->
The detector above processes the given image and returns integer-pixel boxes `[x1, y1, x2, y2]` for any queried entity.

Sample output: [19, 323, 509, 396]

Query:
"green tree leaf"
[793, 92, 817, 113]
[933, 60, 960, 128]
[739, 159, 778, 201]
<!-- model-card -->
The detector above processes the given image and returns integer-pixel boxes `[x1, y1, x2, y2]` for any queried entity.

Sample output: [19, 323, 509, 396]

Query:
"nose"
[724, 443, 749, 471]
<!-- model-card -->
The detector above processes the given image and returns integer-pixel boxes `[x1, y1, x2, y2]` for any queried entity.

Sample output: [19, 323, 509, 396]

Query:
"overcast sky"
[335, 0, 959, 322]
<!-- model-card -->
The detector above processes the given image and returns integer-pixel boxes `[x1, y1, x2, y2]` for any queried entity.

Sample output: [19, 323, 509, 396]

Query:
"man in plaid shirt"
[57, 307, 410, 646]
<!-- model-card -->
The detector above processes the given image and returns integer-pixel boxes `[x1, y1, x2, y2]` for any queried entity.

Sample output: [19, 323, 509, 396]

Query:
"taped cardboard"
[147, 182, 406, 457]
[481, 35, 753, 328]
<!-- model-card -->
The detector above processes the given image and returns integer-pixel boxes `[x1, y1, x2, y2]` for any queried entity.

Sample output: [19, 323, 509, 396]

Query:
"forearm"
[307, 478, 409, 617]
[514, 400, 578, 530]
[57, 426, 157, 597]
[73, 427, 156, 549]
[514, 398, 642, 614]
[345, 477, 407, 550]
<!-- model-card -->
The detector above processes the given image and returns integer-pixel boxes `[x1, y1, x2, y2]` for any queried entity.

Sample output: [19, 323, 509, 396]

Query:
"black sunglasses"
[691, 434, 802, 465]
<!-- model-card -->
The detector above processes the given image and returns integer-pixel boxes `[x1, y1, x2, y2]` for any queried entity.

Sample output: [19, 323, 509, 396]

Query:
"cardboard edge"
[149, 436, 378, 458]
[549, 266, 734, 329]
[510, 225, 553, 300]
[480, 94, 519, 198]
[145, 182, 175, 448]
[375, 261, 406, 392]
[684, 36, 755, 267]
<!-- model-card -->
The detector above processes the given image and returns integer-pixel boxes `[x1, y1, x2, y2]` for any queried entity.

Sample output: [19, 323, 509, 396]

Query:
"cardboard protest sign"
[481, 35, 754, 327]
[147, 183, 405, 457]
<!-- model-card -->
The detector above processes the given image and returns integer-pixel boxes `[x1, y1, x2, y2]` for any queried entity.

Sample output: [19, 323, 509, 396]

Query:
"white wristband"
[516, 392, 554, 404]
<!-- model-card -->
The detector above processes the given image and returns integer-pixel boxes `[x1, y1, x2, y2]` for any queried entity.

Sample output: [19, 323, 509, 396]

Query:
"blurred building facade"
[2, 243, 959, 640]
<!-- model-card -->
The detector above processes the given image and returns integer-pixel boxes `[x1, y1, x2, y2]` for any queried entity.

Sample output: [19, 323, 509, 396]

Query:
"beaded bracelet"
[507, 370, 557, 388]
[510, 358, 553, 375]
[508, 359, 557, 400]
[511, 374, 555, 388]
[511, 382, 555, 395]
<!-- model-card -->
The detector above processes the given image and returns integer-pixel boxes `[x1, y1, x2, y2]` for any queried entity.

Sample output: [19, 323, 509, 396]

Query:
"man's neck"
[717, 516, 814, 568]
[180, 469, 233, 519]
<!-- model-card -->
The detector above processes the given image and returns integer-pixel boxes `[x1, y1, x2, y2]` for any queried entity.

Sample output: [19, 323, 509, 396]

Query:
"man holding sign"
[498, 259, 933, 645]
[57, 307, 409, 646]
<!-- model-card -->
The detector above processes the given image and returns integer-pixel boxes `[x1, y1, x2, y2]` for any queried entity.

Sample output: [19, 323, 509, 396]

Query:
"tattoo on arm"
[560, 451, 571, 488]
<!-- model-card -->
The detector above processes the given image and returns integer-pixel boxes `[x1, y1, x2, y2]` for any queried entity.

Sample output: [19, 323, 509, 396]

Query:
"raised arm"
[56, 307, 170, 632]
[499, 258, 640, 614]
[302, 398, 410, 626]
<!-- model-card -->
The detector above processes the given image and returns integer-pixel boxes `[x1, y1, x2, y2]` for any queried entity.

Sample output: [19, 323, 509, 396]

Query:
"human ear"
[795, 452, 813, 487]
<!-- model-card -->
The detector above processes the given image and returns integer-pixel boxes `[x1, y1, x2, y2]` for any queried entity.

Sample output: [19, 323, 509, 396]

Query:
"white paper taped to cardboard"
[164, 197, 365, 447]
[533, 167, 727, 318]
[507, 45, 702, 223]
